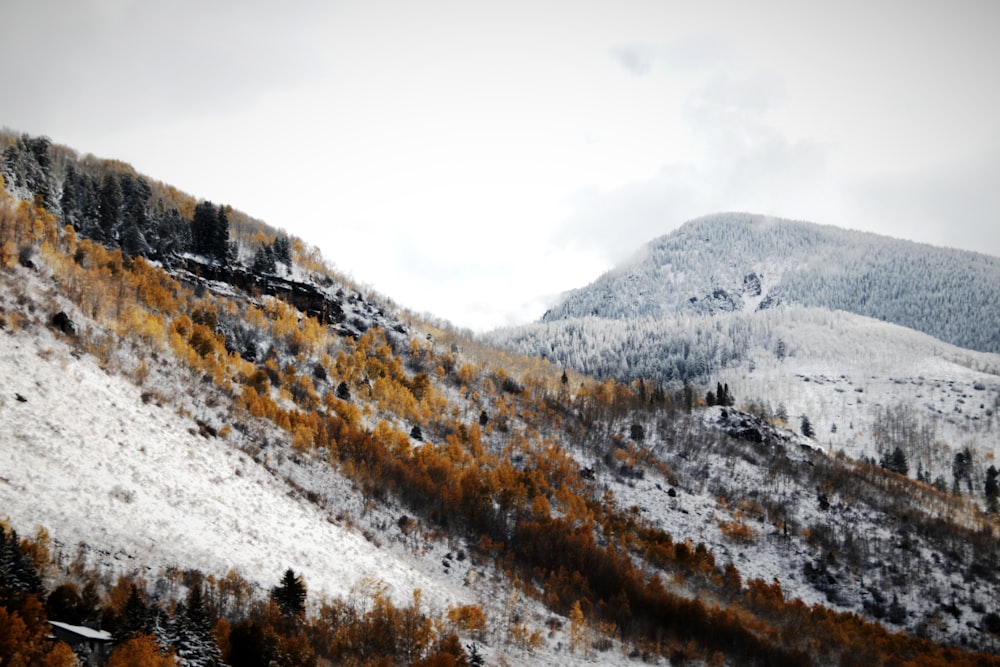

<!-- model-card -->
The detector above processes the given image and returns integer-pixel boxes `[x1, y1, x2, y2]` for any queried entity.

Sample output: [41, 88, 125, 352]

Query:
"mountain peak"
[544, 213, 1000, 354]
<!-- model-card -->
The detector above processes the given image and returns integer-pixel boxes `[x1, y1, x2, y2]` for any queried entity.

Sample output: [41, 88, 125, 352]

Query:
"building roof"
[48, 621, 114, 642]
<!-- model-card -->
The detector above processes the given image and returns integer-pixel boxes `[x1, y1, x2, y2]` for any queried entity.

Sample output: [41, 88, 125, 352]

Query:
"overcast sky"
[2, 0, 999, 330]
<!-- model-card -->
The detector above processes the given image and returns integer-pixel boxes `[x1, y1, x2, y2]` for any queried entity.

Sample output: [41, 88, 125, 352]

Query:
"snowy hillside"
[6, 131, 1000, 666]
[489, 306, 1000, 485]
[541, 212, 1000, 354]
[0, 323, 462, 609]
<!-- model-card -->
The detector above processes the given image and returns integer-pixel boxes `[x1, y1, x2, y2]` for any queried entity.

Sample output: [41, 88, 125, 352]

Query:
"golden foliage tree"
[106, 634, 177, 667]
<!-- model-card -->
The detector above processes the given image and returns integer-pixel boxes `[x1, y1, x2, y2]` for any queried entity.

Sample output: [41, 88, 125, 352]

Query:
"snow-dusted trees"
[191, 201, 230, 264]
[0, 528, 43, 606]
[160, 584, 224, 667]
[537, 212, 1000, 354]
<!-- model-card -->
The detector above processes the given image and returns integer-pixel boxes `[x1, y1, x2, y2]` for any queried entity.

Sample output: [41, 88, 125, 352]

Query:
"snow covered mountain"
[5, 131, 1000, 666]
[542, 212, 1000, 354]
[488, 213, 1000, 500]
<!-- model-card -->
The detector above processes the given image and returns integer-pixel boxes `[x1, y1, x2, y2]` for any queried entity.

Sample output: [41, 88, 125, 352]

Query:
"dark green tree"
[60, 164, 83, 229]
[985, 465, 999, 512]
[270, 568, 307, 622]
[800, 415, 815, 438]
[98, 172, 123, 243]
[119, 175, 153, 257]
[953, 448, 974, 494]
[45, 583, 86, 624]
[191, 201, 230, 264]
[154, 207, 190, 259]
[881, 446, 908, 476]
[113, 584, 152, 641]
[705, 389, 717, 407]
[0, 528, 43, 607]
[630, 423, 645, 443]
[272, 234, 292, 266]
[251, 244, 276, 274]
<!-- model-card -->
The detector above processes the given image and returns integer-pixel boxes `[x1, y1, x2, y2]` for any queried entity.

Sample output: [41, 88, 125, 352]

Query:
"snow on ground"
[717, 310, 1000, 471]
[0, 323, 471, 611]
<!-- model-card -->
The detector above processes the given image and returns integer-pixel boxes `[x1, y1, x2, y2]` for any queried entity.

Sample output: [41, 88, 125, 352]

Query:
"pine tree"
[270, 569, 307, 622]
[98, 173, 123, 244]
[165, 587, 224, 667]
[800, 415, 815, 438]
[115, 584, 152, 641]
[213, 205, 231, 264]
[251, 245, 276, 274]
[272, 234, 292, 266]
[985, 465, 999, 512]
[0, 528, 44, 606]
[191, 201, 230, 264]
[881, 447, 908, 476]
[336, 381, 351, 401]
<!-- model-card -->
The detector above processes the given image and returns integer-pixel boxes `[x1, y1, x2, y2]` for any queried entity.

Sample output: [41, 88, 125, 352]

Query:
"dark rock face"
[50, 311, 76, 336]
[171, 257, 344, 326]
[716, 408, 792, 447]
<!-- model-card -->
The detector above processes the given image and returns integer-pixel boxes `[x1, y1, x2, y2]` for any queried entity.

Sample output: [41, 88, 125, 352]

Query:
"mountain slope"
[5, 131, 1000, 666]
[542, 212, 1000, 354]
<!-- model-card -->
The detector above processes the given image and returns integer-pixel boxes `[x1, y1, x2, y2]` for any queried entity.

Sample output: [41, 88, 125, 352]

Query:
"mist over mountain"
[542, 212, 1000, 354]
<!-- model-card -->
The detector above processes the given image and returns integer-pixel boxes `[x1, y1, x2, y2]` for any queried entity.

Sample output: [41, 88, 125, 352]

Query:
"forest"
[537, 212, 1000, 354]
[3, 129, 1000, 666]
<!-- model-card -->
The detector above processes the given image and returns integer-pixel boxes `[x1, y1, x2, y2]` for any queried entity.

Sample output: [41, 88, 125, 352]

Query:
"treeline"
[1, 131, 291, 272]
[1, 524, 478, 667]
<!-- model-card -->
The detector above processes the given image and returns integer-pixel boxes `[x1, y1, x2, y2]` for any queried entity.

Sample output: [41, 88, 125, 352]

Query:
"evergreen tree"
[214, 204, 231, 264]
[120, 175, 153, 258]
[705, 389, 717, 407]
[270, 568, 307, 622]
[60, 164, 82, 228]
[985, 465, 999, 512]
[800, 415, 815, 438]
[467, 643, 484, 667]
[881, 447, 908, 476]
[191, 201, 230, 264]
[0, 528, 44, 606]
[155, 207, 190, 259]
[953, 449, 974, 494]
[98, 173, 123, 244]
[273, 234, 292, 266]
[251, 245, 276, 274]
[165, 587, 224, 667]
[2, 134, 54, 207]
[114, 584, 152, 641]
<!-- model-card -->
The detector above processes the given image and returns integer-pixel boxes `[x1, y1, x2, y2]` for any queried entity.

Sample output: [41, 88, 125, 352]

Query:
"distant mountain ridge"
[542, 212, 1000, 354]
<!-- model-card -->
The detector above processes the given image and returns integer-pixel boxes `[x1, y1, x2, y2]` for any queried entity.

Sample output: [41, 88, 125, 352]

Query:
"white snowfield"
[0, 324, 469, 611]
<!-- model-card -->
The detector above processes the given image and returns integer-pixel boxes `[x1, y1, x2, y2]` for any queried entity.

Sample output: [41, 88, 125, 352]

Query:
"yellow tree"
[106, 634, 177, 667]
[568, 599, 590, 657]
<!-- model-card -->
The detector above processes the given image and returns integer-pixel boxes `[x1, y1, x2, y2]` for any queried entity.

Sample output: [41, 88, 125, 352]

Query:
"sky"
[2, 0, 999, 331]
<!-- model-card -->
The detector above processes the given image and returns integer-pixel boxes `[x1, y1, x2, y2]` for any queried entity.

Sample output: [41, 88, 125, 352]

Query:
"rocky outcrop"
[170, 256, 344, 325]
